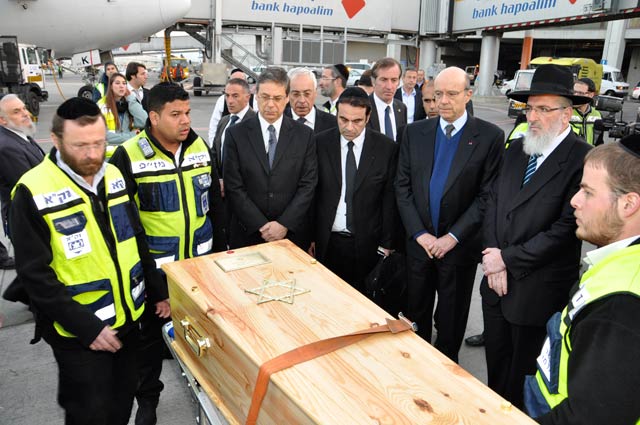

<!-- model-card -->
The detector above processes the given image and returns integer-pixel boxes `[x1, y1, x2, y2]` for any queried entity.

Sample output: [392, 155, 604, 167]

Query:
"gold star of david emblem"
[244, 274, 310, 305]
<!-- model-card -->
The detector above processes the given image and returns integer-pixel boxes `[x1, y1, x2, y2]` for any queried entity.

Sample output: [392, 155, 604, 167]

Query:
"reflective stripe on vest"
[120, 130, 214, 268]
[14, 159, 145, 337]
[524, 244, 640, 419]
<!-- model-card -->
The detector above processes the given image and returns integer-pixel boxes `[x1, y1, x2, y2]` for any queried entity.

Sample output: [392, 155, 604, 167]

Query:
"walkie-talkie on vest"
[137, 137, 155, 159]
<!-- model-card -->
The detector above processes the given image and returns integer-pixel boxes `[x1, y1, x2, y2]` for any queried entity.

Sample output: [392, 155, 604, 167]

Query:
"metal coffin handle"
[180, 317, 211, 357]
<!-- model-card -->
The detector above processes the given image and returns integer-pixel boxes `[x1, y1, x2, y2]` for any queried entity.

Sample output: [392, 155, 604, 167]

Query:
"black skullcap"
[230, 68, 244, 76]
[619, 133, 640, 159]
[578, 77, 597, 93]
[57, 97, 101, 119]
[339, 86, 369, 101]
[334, 64, 350, 81]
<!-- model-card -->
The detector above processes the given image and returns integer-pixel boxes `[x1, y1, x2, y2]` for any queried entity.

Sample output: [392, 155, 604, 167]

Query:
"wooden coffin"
[164, 240, 536, 425]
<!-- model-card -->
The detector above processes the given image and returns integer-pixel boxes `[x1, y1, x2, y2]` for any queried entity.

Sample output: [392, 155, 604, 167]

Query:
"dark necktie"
[384, 105, 394, 140]
[522, 153, 541, 186]
[445, 124, 455, 139]
[267, 125, 278, 169]
[297, 116, 306, 124]
[345, 141, 356, 233]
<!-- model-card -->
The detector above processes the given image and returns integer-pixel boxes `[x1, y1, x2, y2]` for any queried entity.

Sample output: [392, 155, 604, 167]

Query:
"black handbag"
[364, 252, 407, 317]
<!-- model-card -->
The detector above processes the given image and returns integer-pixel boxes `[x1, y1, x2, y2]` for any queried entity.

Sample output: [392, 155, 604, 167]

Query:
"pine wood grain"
[164, 240, 536, 425]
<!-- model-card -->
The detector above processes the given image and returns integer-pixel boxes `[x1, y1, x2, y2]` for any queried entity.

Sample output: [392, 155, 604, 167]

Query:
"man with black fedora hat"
[522, 134, 640, 424]
[313, 86, 398, 293]
[480, 64, 593, 409]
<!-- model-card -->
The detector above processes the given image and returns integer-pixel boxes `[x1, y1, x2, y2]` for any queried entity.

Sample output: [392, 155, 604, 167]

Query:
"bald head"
[435, 67, 470, 89]
[434, 67, 472, 123]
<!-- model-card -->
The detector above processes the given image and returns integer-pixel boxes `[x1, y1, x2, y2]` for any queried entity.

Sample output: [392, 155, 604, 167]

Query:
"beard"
[58, 144, 105, 178]
[523, 120, 564, 156]
[7, 120, 37, 138]
[576, 201, 625, 247]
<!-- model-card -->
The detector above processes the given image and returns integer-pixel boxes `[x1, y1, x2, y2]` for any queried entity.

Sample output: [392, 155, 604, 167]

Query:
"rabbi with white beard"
[478, 64, 593, 410]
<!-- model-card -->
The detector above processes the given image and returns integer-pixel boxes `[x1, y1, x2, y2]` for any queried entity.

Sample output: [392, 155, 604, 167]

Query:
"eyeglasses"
[258, 94, 286, 103]
[574, 91, 590, 96]
[64, 141, 107, 152]
[319, 77, 336, 82]
[523, 105, 568, 115]
[289, 90, 314, 99]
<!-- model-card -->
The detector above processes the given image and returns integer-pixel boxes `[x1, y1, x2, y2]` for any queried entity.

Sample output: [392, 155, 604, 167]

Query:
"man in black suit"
[395, 67, 504, 362]
[0, 94, 46, 270]
[125, 62, 150, 113]
[480, 64, 592, 409]
[212, 78, 256, 180]
[394, 67, 425, 124]
[284, 67, 337, 134]
[313, 87, 397, 292]
[367, 57, 407, 142]
[224, 67, 317, 250]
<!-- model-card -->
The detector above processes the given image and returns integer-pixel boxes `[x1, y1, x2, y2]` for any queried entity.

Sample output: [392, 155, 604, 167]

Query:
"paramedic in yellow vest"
[9, 97, 169, 425]
[570, 78, 602, 146]
[524, 135, 640, 424]
[110, 82, 225, 425]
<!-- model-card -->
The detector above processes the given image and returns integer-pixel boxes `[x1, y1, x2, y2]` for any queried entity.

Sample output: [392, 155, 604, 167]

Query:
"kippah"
[230, 68, 244, 75]
[339, 87, 369, 100]
[619, 133, 640, 158]
[334, 64, 350, 81]
[57, 97, 100, 119]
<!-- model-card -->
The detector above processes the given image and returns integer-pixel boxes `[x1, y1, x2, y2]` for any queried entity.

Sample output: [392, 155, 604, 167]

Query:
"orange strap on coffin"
[245, 316, 416, 425]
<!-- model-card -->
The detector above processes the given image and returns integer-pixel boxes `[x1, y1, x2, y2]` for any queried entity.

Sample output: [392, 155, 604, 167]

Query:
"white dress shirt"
[331, 129, 365, 232]
[373, 93, 397, 141]
[291, 107, 316, 130]
[401, 87, 416, 124]
[258, 113, 283, 153]
[439, 111, 468, 138]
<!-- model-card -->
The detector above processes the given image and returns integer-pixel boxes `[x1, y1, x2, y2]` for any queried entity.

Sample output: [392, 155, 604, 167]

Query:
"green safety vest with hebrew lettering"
[570, 107, 602, 145]
[524, 243, 640, 421]
[13, 158, 146, 337]
[119, 130, 214, 269]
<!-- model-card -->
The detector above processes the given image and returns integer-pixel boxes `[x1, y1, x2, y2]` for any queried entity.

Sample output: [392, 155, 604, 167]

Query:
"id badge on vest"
[62, 229, 92, 259]
[53, 212, 92, 259]
[194, 173, 211, 216]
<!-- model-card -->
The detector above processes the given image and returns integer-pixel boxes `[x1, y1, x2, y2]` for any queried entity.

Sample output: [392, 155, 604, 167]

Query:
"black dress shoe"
[0, 257, 15, 269]
[465, 333, 485, 347]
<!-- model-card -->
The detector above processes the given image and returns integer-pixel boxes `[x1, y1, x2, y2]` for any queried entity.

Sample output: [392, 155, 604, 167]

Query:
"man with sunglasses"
[480, 64, 592, 409]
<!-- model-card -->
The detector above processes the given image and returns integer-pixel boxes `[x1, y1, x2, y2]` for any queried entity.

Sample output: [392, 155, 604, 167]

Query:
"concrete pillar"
[476, 34, 498, 96]
[272, 25, 283, 66]
[419, 39, 437, 72]
[386, 34, 402, 61]
[602, 19, 627, 69]
[490, 35, 501, 79]
[213, 0, 221, 63]
[627, 47, 640, 90]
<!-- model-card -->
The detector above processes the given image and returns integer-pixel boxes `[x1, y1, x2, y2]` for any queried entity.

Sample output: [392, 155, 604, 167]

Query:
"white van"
[600, 65, 629, 97]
